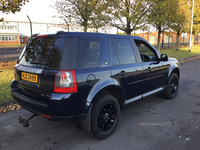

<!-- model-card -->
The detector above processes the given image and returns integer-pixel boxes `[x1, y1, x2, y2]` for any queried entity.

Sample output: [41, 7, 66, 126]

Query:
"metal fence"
[0, 46, 6, 62]
[152, 35, 200, 49]
[149, 34, 200, 48]
[0, 46, 23, 62]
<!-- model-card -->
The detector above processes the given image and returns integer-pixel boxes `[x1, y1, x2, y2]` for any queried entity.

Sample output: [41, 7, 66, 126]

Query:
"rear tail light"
[54, 70, 78, 93]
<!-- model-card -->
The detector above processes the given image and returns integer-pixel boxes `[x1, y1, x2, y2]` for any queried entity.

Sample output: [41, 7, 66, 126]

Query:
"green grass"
[0, 69, 14, 103]
[160, 45, 200, 60]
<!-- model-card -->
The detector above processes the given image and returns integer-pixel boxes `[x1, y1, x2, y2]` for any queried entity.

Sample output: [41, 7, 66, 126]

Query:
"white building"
[0, 20, 64, 45]
[0, 22, 20, 45]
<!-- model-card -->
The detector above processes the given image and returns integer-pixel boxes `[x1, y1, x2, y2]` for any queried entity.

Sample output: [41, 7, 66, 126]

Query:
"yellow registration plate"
[21, 72, 38, 83]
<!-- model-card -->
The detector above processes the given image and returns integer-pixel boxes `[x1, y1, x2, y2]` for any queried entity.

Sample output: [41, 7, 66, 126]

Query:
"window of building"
[0, 35, 19, 41]
[0, 25, 17, 30]
[9, 36, 12, 41]
[150, 36, 157, 44]
[15, 36, 18, 41]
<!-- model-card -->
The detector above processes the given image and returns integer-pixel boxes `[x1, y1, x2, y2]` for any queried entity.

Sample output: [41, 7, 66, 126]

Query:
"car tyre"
[162, 73, 179, 99]
[91, 95, 120, 140]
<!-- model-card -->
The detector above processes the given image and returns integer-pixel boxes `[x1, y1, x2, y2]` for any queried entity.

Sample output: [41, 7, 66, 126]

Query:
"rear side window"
[112, 39, 136, 64]
[76, 38, 101, 69]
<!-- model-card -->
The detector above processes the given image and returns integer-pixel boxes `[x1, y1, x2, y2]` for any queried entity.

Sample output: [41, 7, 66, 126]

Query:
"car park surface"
[1, 58, 200, 149]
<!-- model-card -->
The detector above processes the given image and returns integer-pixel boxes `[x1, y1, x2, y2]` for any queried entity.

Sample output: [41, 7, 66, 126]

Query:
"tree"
[0, 17, 4, 22]
[104, 0, 152, 35]
[190, 0, 200, 35]
[0, 0, 29, 14]
[54, 0, 105, 32]
[147, 0, 178, 51]
[168, 0, 190, 51]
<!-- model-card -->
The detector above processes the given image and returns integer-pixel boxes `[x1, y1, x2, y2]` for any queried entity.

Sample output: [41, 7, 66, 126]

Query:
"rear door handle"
[117, 70, 126, 76]
[146, 67, 152, 71]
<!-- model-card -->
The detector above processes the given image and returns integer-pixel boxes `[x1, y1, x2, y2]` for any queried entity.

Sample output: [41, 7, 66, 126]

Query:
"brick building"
[139, 32, 190, 45]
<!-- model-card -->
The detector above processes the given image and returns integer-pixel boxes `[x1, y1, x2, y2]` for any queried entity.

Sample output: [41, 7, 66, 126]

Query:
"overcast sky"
[0, 0, 61, 23]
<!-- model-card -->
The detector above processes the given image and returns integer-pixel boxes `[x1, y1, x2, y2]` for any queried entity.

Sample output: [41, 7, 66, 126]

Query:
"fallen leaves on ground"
[0, 60, 16, 71]
[0, 103, 21, 114]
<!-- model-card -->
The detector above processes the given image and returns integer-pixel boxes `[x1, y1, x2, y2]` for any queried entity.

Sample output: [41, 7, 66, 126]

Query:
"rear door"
[109, 37, 145, 100]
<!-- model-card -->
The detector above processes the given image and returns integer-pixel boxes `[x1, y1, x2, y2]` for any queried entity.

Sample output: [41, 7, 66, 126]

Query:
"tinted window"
[113, 39, 136, 64]
[18, 37, 65, 70]
[110, 39, 120, 65]
[76, 38, 101, 69]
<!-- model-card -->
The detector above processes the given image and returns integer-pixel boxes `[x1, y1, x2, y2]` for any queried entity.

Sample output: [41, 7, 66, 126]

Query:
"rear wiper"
[30, 61, 49, 65]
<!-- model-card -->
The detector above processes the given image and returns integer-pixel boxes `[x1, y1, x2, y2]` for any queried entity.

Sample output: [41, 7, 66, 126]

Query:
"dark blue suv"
[11, 32, 179, 139]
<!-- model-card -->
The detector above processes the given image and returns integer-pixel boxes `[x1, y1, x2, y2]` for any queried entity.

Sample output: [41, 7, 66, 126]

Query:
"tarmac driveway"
[0, 58, 200, 150]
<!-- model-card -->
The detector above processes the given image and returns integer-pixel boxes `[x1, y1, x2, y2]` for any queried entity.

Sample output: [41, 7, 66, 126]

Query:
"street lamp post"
[189, 0, 194, 52]
[27, 15, 33, 36]
[65, 21, 69, 32]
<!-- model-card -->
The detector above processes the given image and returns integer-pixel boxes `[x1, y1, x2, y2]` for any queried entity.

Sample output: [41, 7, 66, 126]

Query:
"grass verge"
[160, 45, 200, 60]
[0, 69, 14, 103]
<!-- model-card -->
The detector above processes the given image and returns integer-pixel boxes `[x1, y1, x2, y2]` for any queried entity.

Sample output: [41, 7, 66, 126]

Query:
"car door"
[133, 39, 169, 95]
[109, 37, 145, 101]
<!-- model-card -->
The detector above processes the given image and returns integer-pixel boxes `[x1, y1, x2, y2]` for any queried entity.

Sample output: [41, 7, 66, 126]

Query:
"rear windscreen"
[18, 37, 102, 70]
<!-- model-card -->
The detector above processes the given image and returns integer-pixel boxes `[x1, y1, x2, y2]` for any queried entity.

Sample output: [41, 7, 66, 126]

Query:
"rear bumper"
[11, 80, 90, 123]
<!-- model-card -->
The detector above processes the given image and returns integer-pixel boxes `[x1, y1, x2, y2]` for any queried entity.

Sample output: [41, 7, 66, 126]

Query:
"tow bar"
[18, 114, 38, 127]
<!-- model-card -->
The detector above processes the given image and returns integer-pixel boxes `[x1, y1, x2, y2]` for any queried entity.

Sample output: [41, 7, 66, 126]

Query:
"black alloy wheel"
[97, 104, 116, 132]
[169, 78, 178, 97]
[91, 95, 120, 139]
[161, 73, 179, 99]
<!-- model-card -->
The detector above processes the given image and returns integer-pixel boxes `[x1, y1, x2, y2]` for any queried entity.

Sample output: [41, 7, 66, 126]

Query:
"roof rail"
[32, 34, 39, 37]
[57, 30, 65, 33]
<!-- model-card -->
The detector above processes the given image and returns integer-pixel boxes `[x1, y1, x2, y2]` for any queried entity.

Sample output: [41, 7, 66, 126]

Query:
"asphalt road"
[0, 59, 200, 150]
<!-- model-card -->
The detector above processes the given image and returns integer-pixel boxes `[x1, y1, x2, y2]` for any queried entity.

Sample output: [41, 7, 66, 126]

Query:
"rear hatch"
[15, 33, 66, 103]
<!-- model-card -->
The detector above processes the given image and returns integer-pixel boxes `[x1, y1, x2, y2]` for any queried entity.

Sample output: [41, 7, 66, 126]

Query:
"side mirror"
[160, 54, 168, 61]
